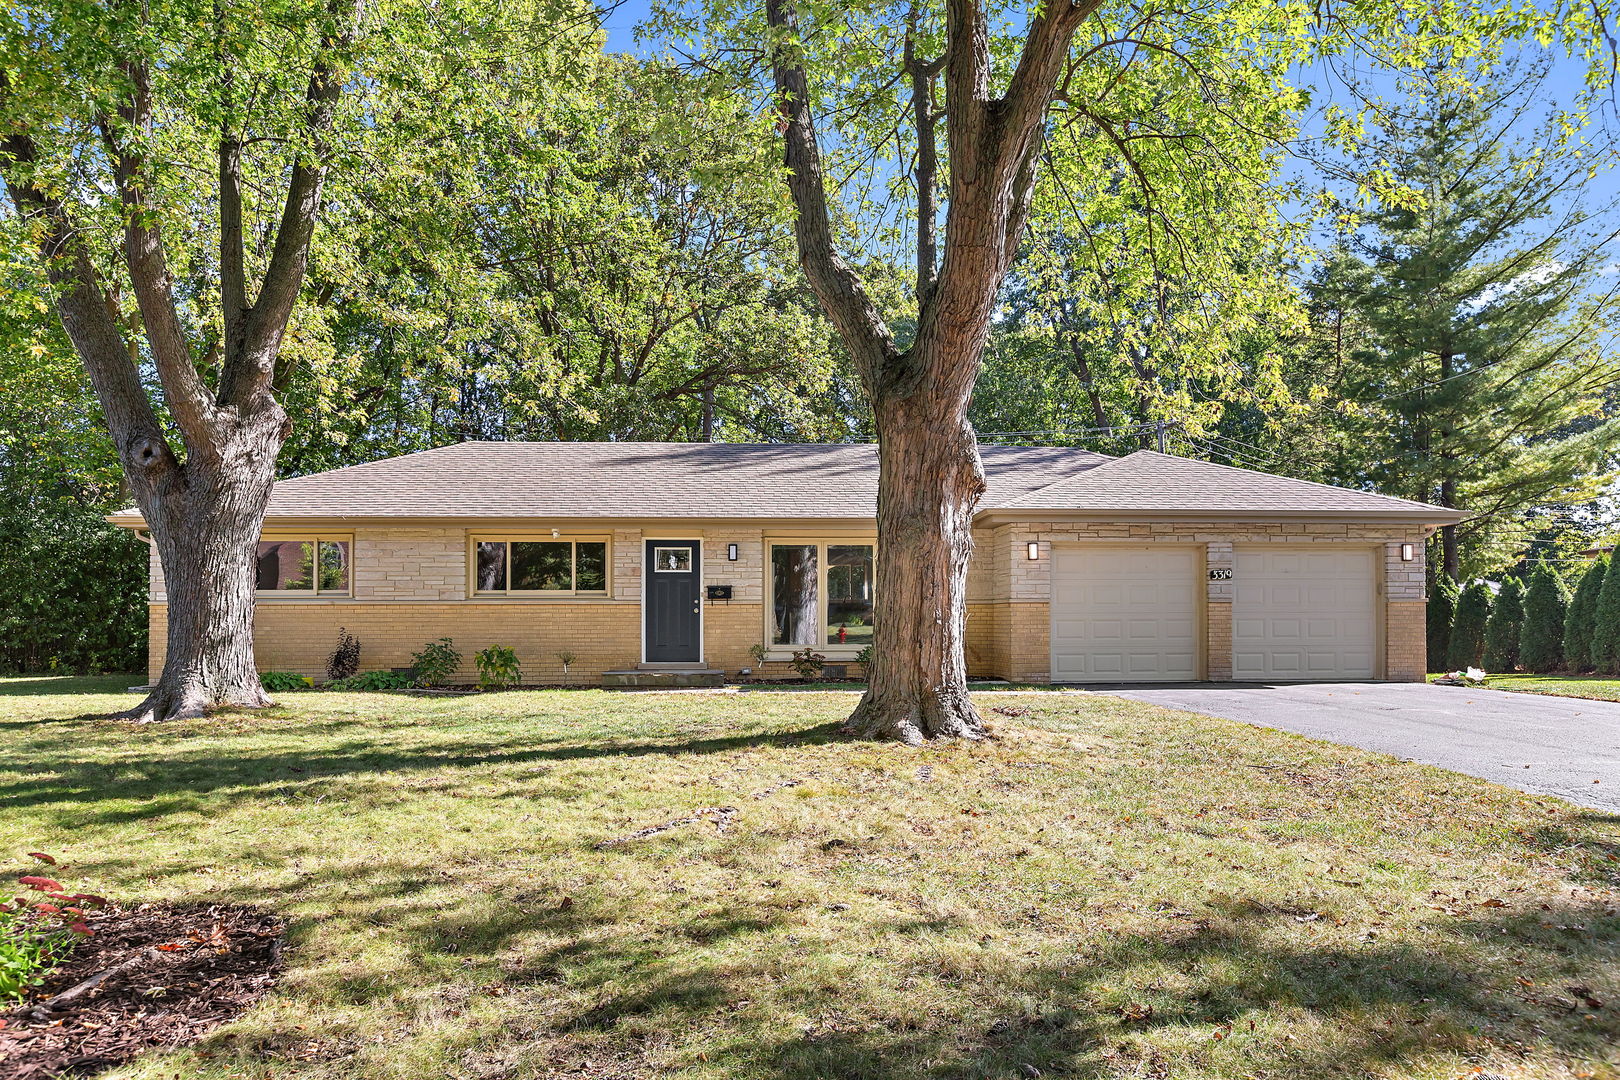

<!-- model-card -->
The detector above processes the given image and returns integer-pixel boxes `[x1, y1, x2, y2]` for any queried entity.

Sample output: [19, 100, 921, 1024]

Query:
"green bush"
[326, 670, 413, 691]
[1519, 567, 1570, 674]
[1480, 576, 1524, 672]
[1426, 573, 1459, 673]
[854, 644, 873, 666]
[1592, 554, 1620, 675]
[260, 670, 313, 692]
[475, 645, 522, 690]
[1, 856, 103, 1004]
[1564, 557, 1606, 672]
[410, 638, 462, 687]
[789, 647, 827, 680]
[1445, 582, 1493, 670]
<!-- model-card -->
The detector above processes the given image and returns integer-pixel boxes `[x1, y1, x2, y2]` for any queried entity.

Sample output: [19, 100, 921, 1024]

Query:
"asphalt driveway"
[1100, 681, 1620, 813]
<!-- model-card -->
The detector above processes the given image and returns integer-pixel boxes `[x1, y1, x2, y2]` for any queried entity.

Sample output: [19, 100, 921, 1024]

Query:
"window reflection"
[771, 544, 819, 645]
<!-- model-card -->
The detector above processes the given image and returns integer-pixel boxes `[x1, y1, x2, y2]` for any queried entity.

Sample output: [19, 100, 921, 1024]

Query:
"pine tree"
[1520, 568, 1570, 673]
[1591, 555, 1620, 675]
[1564, 556, 1606, 672]
[1446, 582, 1494, 670]
[1481, 577, 1525, 672]
[1307, 64, 1620, 579]
[1427, 572, 1459, 674]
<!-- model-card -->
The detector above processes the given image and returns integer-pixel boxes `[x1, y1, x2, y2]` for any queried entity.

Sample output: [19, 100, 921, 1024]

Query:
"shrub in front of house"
[1481, 576, 1524, 672]
[789, 647, 826, 680]
[1520, 566, 1570, 674]
[1, 855, 103, 1005]
[410, 638, 462, 687]
[1565, 556, 1607, 672]
[475, 645, 522, 690]
[1427, 573, 1458, 672]
[326, 670, 414, 691]
[326, 627, 361, 682]
[260, 671, 313, 692]
[1446, 582, 1493, 671]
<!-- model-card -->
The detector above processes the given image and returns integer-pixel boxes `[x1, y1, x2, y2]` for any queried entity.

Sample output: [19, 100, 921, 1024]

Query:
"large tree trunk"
[845, 389, 988, 743]
[127, 415, 286, 722]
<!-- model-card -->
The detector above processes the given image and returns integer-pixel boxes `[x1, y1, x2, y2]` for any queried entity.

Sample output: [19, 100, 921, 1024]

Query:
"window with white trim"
[472, 538, 609, 595]
[256, 536, 352, 596]
[768, 541, 874, 651]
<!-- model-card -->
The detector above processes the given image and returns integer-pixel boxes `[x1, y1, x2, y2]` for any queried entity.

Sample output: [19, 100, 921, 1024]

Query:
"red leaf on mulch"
[25, 854, 57, 866]
[0, 903, 284, 1080]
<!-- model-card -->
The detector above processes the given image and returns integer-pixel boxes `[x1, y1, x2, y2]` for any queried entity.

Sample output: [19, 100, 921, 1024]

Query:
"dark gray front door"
[645, 540, 701, 663]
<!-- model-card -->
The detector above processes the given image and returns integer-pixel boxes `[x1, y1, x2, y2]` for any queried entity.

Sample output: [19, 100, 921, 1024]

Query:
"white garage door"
[1233, 547, 1376, 680]
[1051, 545, 1199, 682]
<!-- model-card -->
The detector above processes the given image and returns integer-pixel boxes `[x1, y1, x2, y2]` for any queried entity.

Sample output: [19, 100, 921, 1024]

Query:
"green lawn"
[2, 675, 1617, 1080]
[1470, 673, 1620, 703]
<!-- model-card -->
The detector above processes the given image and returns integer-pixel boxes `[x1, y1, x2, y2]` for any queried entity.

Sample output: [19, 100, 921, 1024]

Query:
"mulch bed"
[0, 903, 284, 1079]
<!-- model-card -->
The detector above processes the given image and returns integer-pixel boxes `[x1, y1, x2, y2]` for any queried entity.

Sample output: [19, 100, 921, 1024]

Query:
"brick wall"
[145, 518, 1433, 685]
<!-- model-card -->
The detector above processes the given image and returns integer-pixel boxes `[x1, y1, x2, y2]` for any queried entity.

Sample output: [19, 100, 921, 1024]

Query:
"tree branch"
[100, 61, 219, 449]
[905, 22, 942, 309]
[765, 0, 898, 388]
[222, 0, 366, 408]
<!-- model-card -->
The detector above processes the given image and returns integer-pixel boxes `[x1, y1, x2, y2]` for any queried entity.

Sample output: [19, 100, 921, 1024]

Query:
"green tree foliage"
[1481, 576, 1525, 672]
[1446, 582, 1494, 670]
[1564, 556, 1607, 672]
[1289, 63, 1620, 580]
[1427, 572, 1459, 673]
[0, 238, 145, 673]
[1590, 553, 1620, 675]
[1519, 567, 1570, 674]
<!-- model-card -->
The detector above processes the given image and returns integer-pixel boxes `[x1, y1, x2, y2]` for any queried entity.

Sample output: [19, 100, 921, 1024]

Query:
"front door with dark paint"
[645, 540, 701, 663]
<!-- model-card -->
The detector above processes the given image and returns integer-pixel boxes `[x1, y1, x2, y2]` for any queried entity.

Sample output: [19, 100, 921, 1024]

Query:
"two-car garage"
[1049, 543, 1379, 683]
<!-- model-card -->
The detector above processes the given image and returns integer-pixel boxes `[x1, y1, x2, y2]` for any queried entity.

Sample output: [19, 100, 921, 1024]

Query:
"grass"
[1467, 673, 1620, 703]
[1, 674, 1617, 1080]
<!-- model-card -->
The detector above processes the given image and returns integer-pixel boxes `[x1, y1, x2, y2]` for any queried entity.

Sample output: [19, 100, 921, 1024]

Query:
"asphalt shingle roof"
[254, 441, 1114, 520]
[1006, 450, 1456, 517]
[111, 442, 1461, 523]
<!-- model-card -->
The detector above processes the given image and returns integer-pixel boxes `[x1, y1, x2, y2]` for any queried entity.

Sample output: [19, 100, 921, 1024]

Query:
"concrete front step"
[602, 669, 726, 688]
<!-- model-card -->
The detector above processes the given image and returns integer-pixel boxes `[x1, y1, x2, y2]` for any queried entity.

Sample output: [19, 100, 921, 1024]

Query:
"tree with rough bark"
[656, 0, 1607, 741]
[0, 0, 591, 720]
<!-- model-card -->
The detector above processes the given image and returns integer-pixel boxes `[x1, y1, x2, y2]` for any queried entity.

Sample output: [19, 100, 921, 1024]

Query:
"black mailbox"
[706, 585, 733, 601]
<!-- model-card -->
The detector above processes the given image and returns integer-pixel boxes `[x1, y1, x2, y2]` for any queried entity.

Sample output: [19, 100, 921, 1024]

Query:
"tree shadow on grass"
[0, 674, 141, 697]
[0, 721, 848, 822]
[1523, 812, 1620, 888]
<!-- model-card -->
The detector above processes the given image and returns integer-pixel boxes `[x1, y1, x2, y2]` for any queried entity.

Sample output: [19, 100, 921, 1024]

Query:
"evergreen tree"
[1520, 568, 1570, 673]
[1481, 577, 1525, 672]
[1427, 572, 1459, 673]
[1591, 555, 1620, 675]
[1305, 63, 1620, 580]
[1446, 582, 1494, 670]
[1564, 556, 1607, 672]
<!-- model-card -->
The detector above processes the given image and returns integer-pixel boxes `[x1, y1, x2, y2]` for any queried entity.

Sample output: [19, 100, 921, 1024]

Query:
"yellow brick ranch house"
[112, 442, 1464, 686]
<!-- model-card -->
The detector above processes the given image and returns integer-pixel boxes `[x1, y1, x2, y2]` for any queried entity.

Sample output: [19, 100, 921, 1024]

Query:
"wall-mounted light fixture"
[551, 528, 561, 538]
[1400, 543, 1415, 561]
[727, 542, 739, 561]
[1027, 541, 1040, 560]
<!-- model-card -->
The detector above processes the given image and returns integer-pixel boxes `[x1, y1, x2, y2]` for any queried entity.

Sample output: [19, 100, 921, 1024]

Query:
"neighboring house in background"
[110, 442, 1465, 686]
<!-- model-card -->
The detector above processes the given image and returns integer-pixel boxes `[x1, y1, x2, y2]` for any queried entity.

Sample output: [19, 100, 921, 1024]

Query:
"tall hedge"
[1564, 557, 1606, 672]
[1520, 567, 1570, 673]
[1445, 582, 1494, 670]
[1427, 573, 1459, 674]
[1592, 555, 1620, 675]
[1481, 576, 1524, 672]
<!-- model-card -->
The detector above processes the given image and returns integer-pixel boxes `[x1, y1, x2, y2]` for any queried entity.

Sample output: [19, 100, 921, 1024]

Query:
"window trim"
[764, 536, 876, 659]
[255, 533, 355, 599]
[466, 533, 612, 598]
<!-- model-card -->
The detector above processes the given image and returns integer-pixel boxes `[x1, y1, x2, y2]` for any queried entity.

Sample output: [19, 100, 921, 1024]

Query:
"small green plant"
[260, 671, 313, 692]
[789, 647, 826, 680]
[1, 853, 105, 1004]
[326, 627, 361, 681]
[410, 638, 462, 687]
[748, 643, 768, 666]
[326, 670, 414, 691]
[556, 650, 577, 677]
[476, 645, 522, 690]
[854, 645, 873, 666]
